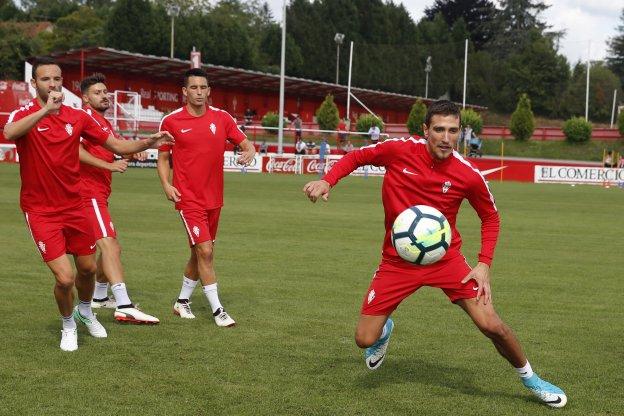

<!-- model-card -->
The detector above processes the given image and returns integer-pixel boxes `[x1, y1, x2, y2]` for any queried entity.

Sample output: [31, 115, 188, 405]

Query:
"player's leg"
[72, 254, 107, 338]
[194, 239, 235, 327]
[46, 254, 79, 351]
[356, 314, 395, 370]
[92, 253, 116, 308]
[24, 212, 78, 350]
[456, 298, 567, 407]
[65, 209, 107, 339]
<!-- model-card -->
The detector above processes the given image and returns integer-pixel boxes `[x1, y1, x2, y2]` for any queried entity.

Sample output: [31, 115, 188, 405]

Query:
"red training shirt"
[79, 107, 118, 201]
[159, 105, 246, 210]
[8, 99, 110, 213]
[322, 137, 500, 266]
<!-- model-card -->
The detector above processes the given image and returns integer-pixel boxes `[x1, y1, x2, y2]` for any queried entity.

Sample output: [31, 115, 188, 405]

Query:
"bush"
[618, 111, 624, 137]
[356, 114, 384, 133]
[460, 108, 483, 135]
[315, 95, 340, 131]
[563, 117, 592, 143]
[261, 111, 279, 135]
[510, 94, 535, 141]
[406, 100, 426, 136]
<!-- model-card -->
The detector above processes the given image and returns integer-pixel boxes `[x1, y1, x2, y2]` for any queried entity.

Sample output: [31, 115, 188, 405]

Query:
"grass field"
[0, 163, 622, 416]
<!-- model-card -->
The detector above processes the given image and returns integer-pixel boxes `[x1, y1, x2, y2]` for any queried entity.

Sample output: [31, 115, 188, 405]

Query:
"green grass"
[0, 164, 622, 415]
[479, 138, 624, 162]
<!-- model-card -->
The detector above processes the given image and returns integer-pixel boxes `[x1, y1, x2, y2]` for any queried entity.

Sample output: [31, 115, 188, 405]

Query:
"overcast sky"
[265, 0, 622, 65]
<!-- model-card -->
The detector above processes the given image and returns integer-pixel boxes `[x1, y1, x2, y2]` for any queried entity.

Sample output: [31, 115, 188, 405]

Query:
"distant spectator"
[368, 124, 380, 144]
[259, 141, 268, 154]
[604, 150, 615, 168]
[244, 108, 255, 125]
[295, 139, 307, 155]
[337, 119, 348, 146]
[343, 140, 354, 153]
[292, 115, 303, 141]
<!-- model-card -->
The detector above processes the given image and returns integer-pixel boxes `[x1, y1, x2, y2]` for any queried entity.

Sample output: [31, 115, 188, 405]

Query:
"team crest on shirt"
[442, 180, 452, 193]
[193, 226, 200, 237]
[367, 289, 376, 304]
[210, 123, 216, 135]
[65, 123, 73, 136]
[38, 241, 46, 254]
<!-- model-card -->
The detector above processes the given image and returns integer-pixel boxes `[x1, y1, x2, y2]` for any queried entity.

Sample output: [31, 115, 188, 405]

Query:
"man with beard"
[3, 59, 172, 351]
[78, 73, 159, 324]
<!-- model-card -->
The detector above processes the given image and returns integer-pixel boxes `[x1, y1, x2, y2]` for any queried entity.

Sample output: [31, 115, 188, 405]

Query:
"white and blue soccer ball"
[391, 205, 452, 265]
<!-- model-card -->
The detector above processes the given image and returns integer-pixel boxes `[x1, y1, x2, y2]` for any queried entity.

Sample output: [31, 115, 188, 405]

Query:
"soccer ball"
[391, 205, 452, 265]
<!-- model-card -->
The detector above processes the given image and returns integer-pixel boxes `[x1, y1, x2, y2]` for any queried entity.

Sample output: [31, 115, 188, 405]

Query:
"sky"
[265, 0, 622, 65]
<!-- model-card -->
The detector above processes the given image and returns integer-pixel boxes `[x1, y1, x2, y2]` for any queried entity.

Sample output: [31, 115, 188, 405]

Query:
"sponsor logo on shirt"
[65, 123, 73, 136]
[192, 226, 200, 237]
[367, 289, 376, 304]
[210, 123, 216, 135]
[38, 241, 46, 254]
[181, 128, 192, 133]
[402, 168, 418, 176]
[442, 180, 451, 193]
[37, 126, 49, 132]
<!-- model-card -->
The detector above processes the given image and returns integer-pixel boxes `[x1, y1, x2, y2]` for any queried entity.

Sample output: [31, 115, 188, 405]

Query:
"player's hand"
[164, 183, 181, 202]
[303, 180, 331, 203]
[133, 151, 148, 161]
[146, 131, 174, 148]
[461, 262, 491, 305]
[44, 90, 63, 113]
[236, 148, 255, 166]
[109, 159, 129, 173]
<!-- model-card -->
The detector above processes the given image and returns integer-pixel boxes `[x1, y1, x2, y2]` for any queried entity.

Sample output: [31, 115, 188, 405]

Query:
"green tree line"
[0, 0, 622, 122]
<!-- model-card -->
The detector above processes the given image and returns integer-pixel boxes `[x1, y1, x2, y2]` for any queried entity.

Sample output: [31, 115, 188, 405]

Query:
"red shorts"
[179, 208, 221, 247]
[24, 209, 96, 262]
[84, 198, 117, 240]
[361, 254, 477, 315]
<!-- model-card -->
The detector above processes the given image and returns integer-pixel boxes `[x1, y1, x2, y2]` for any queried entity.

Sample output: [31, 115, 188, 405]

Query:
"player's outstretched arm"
[3, 91, 63, 141]
[303, 180, 331, 203]
[461, 262, 492, 305]
[157, 150, 180, 202]
[103, 131, 174, 156]
[236, 139, 256, 166]
[79, 143, 128, 173]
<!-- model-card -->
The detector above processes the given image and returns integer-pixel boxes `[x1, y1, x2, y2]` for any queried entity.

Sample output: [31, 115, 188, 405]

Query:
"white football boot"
[173, 301, 196, 319]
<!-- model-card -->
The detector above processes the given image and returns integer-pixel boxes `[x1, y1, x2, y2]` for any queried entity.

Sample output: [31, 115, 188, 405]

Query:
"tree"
[510, 93, 534, 141]
[560, 62, 622, 122]
[315, 95, 339, 131]
[424, 0, 497, 49]
[406, 100, 426, 136]
[460, 108, 483, 134]
[104, 0, 167, 56]
[355, 114, 383, 133]
[606, 8, 624, 86]
[0, 24, 39, 79]
[562, 117, 592, 143]
[38, 6, 105, 53]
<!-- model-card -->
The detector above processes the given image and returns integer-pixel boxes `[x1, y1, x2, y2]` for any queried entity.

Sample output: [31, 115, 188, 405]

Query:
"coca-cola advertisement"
[0, 144, 18, 163]
[263, 155, 299, 174]
[301, 157, 326, 174]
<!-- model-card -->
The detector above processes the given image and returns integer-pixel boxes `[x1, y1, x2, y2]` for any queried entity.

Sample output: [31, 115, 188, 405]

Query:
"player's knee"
[53, 273, 74, 291]
[478, 319, 509, 340]
[354, 329, 378, 348]
[76, 260, 97, 278]
[195, 243, 213, 260]
[99, 238, 121, 257]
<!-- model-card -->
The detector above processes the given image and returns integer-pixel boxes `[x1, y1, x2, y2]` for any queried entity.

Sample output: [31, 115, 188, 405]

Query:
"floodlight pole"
[611, 89, 618, 128]
[585, 41, 591, 121]
[462, 39, 468, 109]
[346, 41, 354, 123]
[424, 56, 432, 99]
[277, 0, 287, 154]
[167, 5, 180, 59]
[334, 33, 345, 84]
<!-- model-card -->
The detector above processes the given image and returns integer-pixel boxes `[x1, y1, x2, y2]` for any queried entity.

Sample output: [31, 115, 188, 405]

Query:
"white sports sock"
[202, 283, 223, 313]
[78, 301, 95, 319]
[111, 282, 132, 307]
[62, 315, 76, 330]
[178, 276, 199, 300]
[515, 361, 534, 379]
[93, 282, 109, 300]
